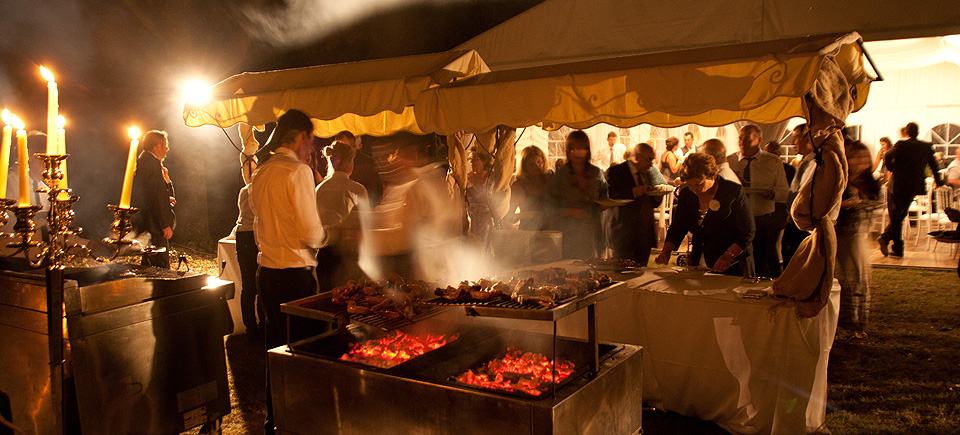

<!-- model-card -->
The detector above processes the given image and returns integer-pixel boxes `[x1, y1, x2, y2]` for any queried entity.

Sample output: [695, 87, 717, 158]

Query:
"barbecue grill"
[273, 276, 642, 435]
[0, 264, 234, 434]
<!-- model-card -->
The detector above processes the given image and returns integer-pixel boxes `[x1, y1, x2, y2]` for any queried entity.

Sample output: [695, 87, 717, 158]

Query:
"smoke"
[238, 0, 468, 47]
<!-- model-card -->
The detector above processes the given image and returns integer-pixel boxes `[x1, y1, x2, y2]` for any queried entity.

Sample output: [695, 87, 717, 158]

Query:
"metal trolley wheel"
[675, 253, 688, 267]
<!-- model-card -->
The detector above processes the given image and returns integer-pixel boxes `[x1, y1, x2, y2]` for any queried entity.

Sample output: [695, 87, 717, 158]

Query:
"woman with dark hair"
[315, 141, 369, 291]
[547, 130, 609, 258]
[655, 153, 755, 276]
[507, 145, 553, 230]
[872, 136, 892, 184]
[836, 141, 881, 336]
[466, 146, 496, 252]
[660, 137, 681, 182]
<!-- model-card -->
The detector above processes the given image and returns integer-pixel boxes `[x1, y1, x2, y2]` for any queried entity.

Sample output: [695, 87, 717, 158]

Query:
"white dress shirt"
[316, 171, 368, 250]
[727, 150, 788, 216]
[249, 147, 326, 269]
[716, 162, 741, 185]
[235, 184, 255, 233]
[592, 143, 627, 172]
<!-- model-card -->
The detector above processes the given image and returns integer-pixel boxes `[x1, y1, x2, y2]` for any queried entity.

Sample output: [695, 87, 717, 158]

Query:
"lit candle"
[13, 116, 29, 206]
[119, 126, 140, 208]
[57, 115, 68, 200]
[40, 66, 58, 155]
[0, 109, 12, 199]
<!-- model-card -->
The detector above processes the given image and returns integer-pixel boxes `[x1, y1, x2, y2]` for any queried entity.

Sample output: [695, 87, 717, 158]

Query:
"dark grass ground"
[178, 249, 960, 435]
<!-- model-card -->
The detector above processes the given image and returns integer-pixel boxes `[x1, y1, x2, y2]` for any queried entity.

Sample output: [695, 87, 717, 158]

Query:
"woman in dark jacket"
[655, 153, 756, 276]
[547, 130, 609, 259]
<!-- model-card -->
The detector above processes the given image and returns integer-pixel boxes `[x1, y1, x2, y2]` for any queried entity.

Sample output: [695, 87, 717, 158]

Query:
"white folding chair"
[653, 189, 675, 246]
[932, 186, 959, 254]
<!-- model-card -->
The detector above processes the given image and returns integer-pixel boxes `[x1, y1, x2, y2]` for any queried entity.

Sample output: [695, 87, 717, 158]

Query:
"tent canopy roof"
[416, 33, 877, 134]
[183, 49, 489, 136]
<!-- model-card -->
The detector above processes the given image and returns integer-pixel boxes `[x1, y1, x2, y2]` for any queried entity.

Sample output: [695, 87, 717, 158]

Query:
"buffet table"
[506, 265, 839, 435]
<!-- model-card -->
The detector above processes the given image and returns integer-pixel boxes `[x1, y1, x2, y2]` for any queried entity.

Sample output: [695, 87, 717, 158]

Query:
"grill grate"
[282, 293, 445, 331]
[425, 296, 575, 310]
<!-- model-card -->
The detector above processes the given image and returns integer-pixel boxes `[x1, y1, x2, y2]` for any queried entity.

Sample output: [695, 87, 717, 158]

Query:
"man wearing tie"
[727, 124, 788, 278]
[592, 131, 626, 172]
[605, 142, 668, 265]
[132, 130, 176, 269]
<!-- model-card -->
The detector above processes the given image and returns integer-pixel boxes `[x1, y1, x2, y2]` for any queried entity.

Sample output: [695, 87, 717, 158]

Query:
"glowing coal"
[339, 330, 458, 369]
[455, 348, 575, 397]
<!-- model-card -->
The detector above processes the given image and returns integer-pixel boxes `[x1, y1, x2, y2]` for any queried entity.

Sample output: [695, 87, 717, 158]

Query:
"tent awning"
[183, 49, 489, 136]
[415, 33, 877, 135]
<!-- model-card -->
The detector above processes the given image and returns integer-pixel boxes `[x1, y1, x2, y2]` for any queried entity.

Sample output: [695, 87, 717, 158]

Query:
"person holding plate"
[604, 142, 668, 265]
[655, 153, 755, 276]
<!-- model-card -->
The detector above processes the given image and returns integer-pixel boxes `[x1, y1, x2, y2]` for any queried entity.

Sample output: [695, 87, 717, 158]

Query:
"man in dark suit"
[605, 142, 668, 265]
[878, 122, 943, 257]
[132, 130, 176, 268]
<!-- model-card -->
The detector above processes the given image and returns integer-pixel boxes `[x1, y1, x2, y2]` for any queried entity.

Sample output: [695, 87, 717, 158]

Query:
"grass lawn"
[176, 248, 960, 434]
[825, 268, 960, 435]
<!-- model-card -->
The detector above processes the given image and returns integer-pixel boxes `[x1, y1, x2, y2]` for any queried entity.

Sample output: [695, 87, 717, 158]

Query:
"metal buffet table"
[270, 270, 643, 435]
[0, 264, 234, 434]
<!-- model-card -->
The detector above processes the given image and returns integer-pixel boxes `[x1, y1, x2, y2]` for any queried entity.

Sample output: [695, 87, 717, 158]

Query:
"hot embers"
[340, 331, 458, 369]
[455, 348, 575, 396]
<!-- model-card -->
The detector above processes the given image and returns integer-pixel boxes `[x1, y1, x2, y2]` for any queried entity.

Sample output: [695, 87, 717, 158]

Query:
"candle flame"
[40, 66, 55, 82]
[57, 115, 66, 129]
[12, 115, 24, 130]
[128, 126, 141, 140]
[1, 109, 9, 124]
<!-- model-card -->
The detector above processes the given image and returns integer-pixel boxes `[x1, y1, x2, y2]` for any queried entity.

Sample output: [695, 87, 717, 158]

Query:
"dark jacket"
[885, 137, 942, 197]
[132, 152, 175, 237]
[665, 176, 755, 275]
[606, 161, 663, 236]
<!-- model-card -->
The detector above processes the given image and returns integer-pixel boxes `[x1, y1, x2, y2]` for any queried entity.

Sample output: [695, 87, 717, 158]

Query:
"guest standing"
[727, 124, 788, 278]
[836, 141, 880, 335]
[466, 147, 496, 253]
[878, 122, 943, 257]
[131, 130, 175, 269]
[548, 130, 608, 259]
[656, 153, 755, 276]
[335, 130, 383, 207]
[315, 141, 368, 292]
[506, 145, 553, 231]
[659, 137, 681, 183]
[605, 142, 667, 265]
[591, 131, 626, 172]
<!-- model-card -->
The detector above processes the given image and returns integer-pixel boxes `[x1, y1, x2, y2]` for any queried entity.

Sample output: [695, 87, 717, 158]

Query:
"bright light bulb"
[128, 126, 141, 140]
[182, 81, 211, 106]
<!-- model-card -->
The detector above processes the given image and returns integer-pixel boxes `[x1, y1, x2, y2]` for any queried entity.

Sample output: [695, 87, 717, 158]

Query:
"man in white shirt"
[727, 124, 789, 278]
[591, 131, 626, 172]
[249, 109, 326, 348]
[945, 147, 960, 190]
[678, 132, 695, 162]
[699, 138, 740, 184]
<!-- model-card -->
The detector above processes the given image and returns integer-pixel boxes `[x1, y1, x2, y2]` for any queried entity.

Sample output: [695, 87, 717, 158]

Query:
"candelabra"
[1, 153, 141, 435]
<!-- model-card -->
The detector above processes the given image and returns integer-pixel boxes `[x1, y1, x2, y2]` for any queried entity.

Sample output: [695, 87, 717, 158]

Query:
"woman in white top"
[315, 141, 369, 291]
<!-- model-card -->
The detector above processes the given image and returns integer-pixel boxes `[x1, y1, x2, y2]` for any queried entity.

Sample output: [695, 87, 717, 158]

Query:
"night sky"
[0, 0, 543, 248]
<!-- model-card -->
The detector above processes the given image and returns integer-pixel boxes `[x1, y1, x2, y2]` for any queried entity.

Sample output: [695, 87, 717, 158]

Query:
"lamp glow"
[182, 81, 211, 106]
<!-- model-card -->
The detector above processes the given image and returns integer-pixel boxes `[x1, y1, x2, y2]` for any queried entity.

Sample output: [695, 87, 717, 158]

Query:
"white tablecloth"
[604, 268, 840, 435]
[217, 237, 246, 333]
[478, 265, 839, 434]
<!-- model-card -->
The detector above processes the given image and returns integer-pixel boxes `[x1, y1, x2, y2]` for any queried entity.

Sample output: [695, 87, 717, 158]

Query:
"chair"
[913, 187, 935, 247]
[653, 189, 675, 245]
[931, 186, 959, 254]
